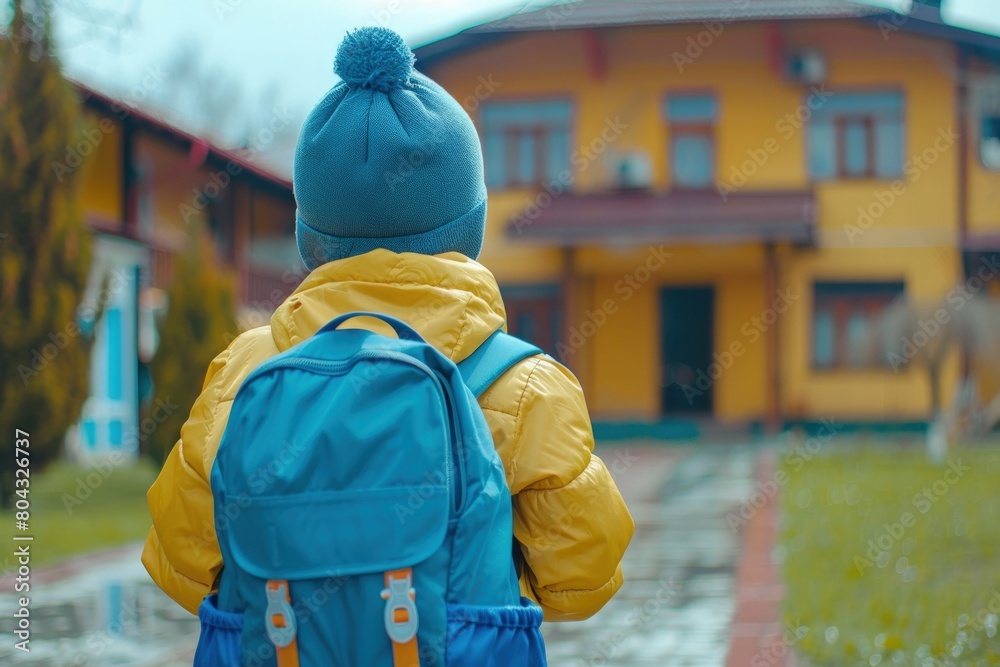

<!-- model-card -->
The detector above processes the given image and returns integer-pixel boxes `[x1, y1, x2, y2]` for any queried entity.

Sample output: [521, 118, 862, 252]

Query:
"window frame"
[806, 88, 906, 182]
[503, 126, 551, 189]
[811, 281, 906, 371]
[834, 115, 877, 178]
[980, 112, 1000, 172]
[665, 91, 719, 191]
[479, 97, 575, 191]
[975, 80, 1000, 171]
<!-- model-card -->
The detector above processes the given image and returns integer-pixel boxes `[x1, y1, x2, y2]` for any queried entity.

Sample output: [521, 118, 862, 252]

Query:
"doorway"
[661, 286, 714, 415]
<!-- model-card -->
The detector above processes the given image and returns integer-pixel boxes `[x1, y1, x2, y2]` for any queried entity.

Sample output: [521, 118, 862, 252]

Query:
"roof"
[862, 3, 1000, 60]
[470, 0, 886, 33]
[416, 1, 1000, 67]
[74, 83, 292, 194]
[506, 190, 816, 246]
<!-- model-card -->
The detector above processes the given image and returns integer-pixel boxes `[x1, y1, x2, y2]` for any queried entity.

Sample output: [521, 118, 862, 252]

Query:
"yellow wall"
[780, 245, 962, 419]
[77, 111, 123, 223]
[570, 244, 769, 420]
[428, 20, 976, 423]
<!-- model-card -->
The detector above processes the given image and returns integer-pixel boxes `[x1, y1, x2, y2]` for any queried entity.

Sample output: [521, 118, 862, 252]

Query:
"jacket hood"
[270, 249, 507, 362]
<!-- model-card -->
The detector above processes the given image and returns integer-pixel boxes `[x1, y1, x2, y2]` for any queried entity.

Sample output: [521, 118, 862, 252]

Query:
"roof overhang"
[468, 0, 886, 33]
[74, 83, 293, 195]
[415, 1, 1000, 71]
[506, 189, 816, 247]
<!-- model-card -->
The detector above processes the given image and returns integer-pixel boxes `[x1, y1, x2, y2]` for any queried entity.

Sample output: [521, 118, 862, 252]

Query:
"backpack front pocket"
[445, 597, 546, 666]
[194, 594, 244, 667]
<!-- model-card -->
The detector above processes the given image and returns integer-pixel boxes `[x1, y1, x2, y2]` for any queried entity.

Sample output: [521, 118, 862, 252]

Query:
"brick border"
[725, 450, 789, 667]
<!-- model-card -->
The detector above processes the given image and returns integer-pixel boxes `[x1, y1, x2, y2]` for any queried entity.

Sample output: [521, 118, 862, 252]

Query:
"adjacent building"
[69, 85, 300, 460]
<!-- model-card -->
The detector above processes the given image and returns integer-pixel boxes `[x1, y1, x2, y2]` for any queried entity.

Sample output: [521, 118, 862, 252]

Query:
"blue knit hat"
[294, 27, 487, 270]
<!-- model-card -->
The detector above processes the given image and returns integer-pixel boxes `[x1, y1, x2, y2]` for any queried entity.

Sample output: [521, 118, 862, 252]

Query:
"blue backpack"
[195, 312, 548, 667]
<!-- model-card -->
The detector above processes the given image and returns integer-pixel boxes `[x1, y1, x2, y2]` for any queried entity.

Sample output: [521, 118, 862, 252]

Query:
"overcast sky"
[49, 0, 1000, 176]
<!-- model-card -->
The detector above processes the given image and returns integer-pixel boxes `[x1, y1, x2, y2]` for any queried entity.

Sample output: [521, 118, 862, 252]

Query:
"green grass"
[781, 446, 1000, 666]
[0, 460, 158, 568]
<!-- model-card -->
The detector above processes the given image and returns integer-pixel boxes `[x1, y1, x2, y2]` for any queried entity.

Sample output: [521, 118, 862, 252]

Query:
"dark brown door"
[661, 286, 714, 414]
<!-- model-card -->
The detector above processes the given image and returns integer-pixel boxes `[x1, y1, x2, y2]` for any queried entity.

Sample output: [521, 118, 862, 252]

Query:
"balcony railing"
[149, 245, 175, 290]
[243, 267, 302, 311]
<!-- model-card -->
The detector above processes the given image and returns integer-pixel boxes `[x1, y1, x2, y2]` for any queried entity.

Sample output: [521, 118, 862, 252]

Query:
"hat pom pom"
[334, 27, 415, 93]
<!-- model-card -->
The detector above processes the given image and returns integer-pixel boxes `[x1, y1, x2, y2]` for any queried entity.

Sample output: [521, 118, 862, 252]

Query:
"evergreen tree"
[0, 0, 94, 505]
[146, 227, 237, 464]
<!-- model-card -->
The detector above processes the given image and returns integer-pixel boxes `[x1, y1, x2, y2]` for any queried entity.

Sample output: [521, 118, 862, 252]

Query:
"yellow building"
[417, 0, 1000, 432]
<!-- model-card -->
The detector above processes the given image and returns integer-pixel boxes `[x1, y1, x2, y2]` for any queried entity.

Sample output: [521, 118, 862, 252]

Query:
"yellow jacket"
[142, 250, 633, 621]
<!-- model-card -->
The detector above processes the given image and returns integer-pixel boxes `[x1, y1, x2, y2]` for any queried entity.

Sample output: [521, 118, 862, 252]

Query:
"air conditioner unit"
[785, 49, 827, 85]
[615, 151, 653, 190]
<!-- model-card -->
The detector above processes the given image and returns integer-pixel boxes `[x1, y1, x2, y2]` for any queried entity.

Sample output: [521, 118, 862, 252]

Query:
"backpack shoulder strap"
[457, 330, 543, 398]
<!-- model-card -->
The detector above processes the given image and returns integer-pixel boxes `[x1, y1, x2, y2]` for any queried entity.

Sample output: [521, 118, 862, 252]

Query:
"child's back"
[143, 27, 633, 666]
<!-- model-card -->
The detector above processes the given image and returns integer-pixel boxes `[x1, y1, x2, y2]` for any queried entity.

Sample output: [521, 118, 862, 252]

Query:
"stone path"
[0, 444, 768, 666]
[543, 444, 757, 666]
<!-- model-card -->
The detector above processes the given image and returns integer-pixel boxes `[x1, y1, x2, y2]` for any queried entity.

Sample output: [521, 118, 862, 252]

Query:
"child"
[143, 26, 633, 663]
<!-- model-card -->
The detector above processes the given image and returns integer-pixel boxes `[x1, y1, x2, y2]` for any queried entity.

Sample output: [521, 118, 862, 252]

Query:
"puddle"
[0, 547, 197, 666]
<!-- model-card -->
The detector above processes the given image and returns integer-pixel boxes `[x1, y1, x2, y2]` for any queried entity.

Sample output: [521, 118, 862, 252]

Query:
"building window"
[813, 282, 904, 369]
[808, 91, 904, 179]
[501, 284, 563, 358]
[665, 94, 717, 189]
[481, 100, 572, 189]
[206, 191, 234, 262]
[982, 114, 1000, 170]
[977, 81, 1000, 170]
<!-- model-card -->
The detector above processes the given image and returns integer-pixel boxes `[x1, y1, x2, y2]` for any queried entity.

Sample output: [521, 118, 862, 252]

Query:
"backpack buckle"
[265, 580, 298, 649]
[381, 568, 418, 644]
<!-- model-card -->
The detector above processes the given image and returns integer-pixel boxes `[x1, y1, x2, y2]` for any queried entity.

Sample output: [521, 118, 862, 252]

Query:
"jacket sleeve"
[506, 357, 634, 622]
[141, 347, 233, 615]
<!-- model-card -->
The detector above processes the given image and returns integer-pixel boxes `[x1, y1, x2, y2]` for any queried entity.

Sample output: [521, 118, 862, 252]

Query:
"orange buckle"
[381, 568, 420, 667]
[265, 580, 300, 667]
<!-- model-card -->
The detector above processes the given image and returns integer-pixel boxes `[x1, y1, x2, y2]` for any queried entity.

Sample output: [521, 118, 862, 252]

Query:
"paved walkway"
[543, 445, 757, 666]
[0, 444, 771, 666]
